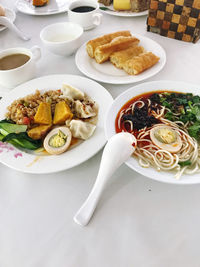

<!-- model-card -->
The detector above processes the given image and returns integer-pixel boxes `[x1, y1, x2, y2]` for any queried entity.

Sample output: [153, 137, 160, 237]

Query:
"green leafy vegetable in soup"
[151, 92, 200, 140]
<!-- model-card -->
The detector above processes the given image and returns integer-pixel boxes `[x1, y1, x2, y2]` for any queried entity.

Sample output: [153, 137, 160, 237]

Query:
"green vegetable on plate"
[0, 119, 41, 150]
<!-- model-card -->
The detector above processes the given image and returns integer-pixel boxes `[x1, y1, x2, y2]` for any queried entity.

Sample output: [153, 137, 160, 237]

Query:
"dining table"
[1, 0, 200, 266]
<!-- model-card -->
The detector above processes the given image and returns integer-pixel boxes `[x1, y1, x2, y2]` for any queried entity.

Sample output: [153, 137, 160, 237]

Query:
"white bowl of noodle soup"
[105, 80, 200, 184]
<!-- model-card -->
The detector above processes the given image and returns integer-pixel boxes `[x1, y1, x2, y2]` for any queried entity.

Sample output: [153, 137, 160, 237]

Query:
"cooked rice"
[6, 89, 98, 128]
[6, 90, 68, 126]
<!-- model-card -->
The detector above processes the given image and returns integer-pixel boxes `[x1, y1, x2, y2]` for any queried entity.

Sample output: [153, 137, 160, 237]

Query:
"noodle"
[116, 93, 200, 179]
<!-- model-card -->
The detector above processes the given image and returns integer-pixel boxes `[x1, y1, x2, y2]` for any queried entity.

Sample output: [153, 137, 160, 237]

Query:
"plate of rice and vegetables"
[105, 80, 200, 184]
[0, 74, 113, 173]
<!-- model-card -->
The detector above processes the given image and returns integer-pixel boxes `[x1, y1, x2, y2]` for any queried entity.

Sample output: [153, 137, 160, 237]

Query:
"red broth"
[115, 90, 176, 135]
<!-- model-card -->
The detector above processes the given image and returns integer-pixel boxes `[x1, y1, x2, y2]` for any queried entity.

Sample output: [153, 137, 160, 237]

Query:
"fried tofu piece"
[28, 125, 52, 140]
[94, 36, 140, 64]
[86, 31, 132, 58]
[34, 102, 52, 125]
[110, 45, 145, 69]
[123, 52, 160, 75]
[53, 101, 73, 125]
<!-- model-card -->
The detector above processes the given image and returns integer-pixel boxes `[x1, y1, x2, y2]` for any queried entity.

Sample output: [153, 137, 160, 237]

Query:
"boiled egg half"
[44, 126, 72, 155]
[150, 126, 182, 153]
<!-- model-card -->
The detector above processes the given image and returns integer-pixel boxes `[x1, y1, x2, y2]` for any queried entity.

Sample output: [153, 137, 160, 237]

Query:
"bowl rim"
[40, 22, 83, 45]
[104, 80, 200, 185]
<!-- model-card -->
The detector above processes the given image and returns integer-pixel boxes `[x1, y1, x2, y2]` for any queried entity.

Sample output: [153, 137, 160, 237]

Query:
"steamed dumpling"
[61, 84, 84, 100]
[69, 120, 96, 140]
[74, 100, 97, 118]
[65, 119, 71, 127]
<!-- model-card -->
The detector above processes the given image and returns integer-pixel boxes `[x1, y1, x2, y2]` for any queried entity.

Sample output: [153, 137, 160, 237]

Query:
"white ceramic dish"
[75, 33, 166, 84]
[99, 3, 148, 17]
[40, 22, 83, 56]
[0, 74, 113, 174]
[105, 80, 200, 185]
[15, 0, 69, 16]
[0, 8, 16, 32]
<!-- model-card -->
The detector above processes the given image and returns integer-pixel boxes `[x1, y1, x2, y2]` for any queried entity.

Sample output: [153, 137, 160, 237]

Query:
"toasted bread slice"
[110, 45, 145, 69]
[86, 31, 131, 58]
[130, 0, 149, 12]
[98, 0, 113, 6]
[123, 52, 160, 75]
[94, 36, 140, 64]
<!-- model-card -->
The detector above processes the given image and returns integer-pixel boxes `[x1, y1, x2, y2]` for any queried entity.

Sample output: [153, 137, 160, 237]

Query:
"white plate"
[99, 3, 148, 17]
[105, 80, 200, 185]
[0, 74, 113, 174]
[75, 33, 166, 85]
[15, 0, 69, 16]
[0, 8, 16, 32]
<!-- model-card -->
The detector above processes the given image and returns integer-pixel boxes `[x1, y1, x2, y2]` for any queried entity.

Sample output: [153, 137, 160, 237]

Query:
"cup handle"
[92, 13, 103, 26]
[31, 46, 41, 62]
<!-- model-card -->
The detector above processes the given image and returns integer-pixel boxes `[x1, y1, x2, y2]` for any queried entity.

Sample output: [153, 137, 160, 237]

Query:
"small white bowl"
[40, 22, 83, 56]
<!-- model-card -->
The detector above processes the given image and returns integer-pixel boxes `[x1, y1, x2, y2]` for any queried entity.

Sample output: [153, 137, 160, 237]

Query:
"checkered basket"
[147, 0, 200, 43]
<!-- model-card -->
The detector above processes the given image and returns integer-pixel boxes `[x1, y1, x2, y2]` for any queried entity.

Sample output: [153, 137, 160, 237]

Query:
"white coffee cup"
[0, 46, 41, 88]
[68, 0, 102, 30]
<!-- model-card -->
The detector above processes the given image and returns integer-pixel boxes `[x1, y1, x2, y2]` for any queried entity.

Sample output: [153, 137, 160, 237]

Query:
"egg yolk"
[49, 130, 67, 148]
[155, 128, 176, 144]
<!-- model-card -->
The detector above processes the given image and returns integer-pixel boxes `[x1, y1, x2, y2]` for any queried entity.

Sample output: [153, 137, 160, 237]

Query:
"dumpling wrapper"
[61, 84, 84, 100]
[69, 120, 96, 140]
[74, 100, 97, 119]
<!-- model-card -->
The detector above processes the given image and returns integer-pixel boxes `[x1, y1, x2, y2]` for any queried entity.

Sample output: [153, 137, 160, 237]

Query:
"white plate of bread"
[99, 0, 148, 17]
[15, 0, 69, 15]
[75, 31, 166, 85]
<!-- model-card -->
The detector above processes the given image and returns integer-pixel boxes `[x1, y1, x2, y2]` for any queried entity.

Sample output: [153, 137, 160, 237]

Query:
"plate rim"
[15, 0, 69, 16]
[105, 80, 200, 185]
[75, 33, 166, 85]
[0, 74, 113, 174]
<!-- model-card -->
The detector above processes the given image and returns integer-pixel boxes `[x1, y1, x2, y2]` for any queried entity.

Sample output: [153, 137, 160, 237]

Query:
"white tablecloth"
[1, 1, 200, 266]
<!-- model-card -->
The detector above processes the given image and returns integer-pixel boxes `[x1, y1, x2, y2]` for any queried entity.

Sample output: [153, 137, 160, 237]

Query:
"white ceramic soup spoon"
[74, 132, 137, 226]
[0, 16, 30, 41]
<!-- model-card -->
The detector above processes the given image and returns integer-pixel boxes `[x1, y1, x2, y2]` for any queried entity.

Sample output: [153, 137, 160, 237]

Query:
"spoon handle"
[73, 173, 106, 227]
[74, 132, 136, 226]
[0, 17, 30, 41]
[8, 22, 30, 41]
